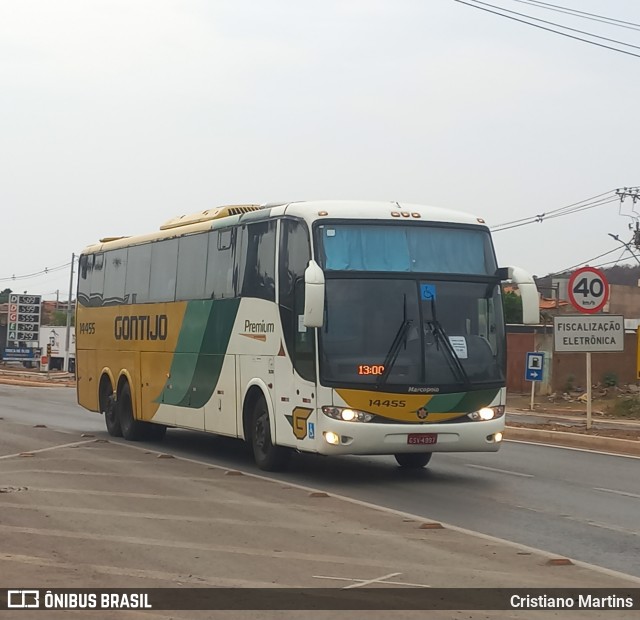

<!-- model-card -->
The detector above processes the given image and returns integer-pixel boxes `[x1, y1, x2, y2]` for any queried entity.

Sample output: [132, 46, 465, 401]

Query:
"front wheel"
[394, 452, 432, 469]
[251, 396, 291, 471]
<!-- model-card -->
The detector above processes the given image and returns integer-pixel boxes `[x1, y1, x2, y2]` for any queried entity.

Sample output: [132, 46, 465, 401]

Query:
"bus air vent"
[99, 236, 129, 243]
[160, 205, 262, 230]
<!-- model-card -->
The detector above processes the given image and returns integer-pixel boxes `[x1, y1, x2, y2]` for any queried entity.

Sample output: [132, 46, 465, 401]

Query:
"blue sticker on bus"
[421, 284, 436, 300]
[308, 422, 315, 439]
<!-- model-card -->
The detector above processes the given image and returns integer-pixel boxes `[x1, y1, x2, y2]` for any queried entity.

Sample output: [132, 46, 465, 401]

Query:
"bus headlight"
[322, 406, 374, 423]
[467, 406, 505, 421]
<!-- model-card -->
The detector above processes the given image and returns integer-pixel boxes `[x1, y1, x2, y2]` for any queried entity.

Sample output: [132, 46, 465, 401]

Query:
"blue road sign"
[524, 352, 544, 381]
[525, 352, 545, 382]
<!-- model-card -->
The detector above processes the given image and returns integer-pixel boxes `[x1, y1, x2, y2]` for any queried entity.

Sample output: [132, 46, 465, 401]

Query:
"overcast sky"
[2, 0, 639, 300]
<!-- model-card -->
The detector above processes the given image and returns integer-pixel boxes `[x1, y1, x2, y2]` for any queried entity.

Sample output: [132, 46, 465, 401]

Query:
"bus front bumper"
[314, 415, 505, 456]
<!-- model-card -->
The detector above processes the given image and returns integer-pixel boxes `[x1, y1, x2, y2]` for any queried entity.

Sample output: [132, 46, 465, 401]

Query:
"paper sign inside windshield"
[448, 336, 468, 359]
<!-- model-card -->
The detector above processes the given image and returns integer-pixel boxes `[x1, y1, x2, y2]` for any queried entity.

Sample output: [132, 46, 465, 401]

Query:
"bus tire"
[394, 452, 432, 468]
[251, 395, 291, 471]
[118, 382, 146, 441]
[100, 378, 122, 437]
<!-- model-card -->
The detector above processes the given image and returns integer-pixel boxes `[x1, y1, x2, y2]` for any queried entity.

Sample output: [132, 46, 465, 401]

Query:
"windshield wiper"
[377, 293, 412, 386]
[425, 296, 470, 388]
[377, 318, 413, 386]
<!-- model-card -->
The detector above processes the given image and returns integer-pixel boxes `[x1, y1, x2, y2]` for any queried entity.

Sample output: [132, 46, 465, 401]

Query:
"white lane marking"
[343, 572, 402, 589]
[466, 464, 533, 478]
[313, 575, 430, 588]
[0, 440, 96, 460]
[594, 487, 640, 500]
[505, 439, 640, 460]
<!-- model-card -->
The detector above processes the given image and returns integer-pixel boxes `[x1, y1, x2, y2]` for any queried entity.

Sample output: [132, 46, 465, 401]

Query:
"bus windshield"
[317, 222, 497, 275]
[319, 278, 505, 391]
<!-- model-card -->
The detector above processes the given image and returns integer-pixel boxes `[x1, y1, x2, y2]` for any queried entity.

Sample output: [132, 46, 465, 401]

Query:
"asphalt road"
[1, 384, 638, 579]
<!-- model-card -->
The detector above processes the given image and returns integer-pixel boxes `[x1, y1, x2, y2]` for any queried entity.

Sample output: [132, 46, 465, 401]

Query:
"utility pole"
[64, 253, 75, 373]
[616, 187, 640, 249]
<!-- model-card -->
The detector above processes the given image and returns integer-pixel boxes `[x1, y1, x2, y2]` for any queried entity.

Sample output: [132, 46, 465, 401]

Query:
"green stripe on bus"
[448, 388, 499, 412]
[157, 298, 240, 408]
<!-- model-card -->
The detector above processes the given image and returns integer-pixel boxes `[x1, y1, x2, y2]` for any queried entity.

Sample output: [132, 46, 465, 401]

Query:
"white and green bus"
[76, 200, 539, 470]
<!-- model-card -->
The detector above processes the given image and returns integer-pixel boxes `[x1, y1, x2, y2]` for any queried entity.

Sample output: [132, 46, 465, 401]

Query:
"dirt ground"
[506, 392, 640, 442]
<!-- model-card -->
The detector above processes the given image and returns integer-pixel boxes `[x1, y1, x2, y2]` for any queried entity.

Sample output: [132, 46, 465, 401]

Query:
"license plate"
[407, 433, 437, 445]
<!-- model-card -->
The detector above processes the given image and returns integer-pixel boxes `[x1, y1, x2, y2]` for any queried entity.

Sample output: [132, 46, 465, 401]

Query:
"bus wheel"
[100, 380, 121, 437]
[251, 396, 290, 471]
[394, 453, 432, 469]
[118, 383, 146, 441]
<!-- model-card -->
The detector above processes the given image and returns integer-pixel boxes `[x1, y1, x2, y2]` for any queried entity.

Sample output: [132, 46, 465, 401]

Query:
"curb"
[505, 425, 640, 456]
[0, 378, 74, 388]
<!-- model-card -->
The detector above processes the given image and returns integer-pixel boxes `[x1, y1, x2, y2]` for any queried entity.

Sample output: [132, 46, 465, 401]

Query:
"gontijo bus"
[76, 200, 539, 470]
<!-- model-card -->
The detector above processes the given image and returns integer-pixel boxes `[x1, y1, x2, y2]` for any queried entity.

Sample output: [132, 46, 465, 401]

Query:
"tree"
[502, 290, 523, 324]
[51, 310, 74, 326]
[0, 288, 12, 304]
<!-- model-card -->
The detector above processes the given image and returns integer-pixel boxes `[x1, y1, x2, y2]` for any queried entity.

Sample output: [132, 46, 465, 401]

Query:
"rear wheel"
[251, 395, 291, 471]
[394, 452, 432, 469]
[100, 379, 121, 437]
[118, 382, 146, 441]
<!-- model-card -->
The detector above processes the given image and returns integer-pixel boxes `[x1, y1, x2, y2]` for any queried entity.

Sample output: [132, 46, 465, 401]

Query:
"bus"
[76, 200, 539, 470]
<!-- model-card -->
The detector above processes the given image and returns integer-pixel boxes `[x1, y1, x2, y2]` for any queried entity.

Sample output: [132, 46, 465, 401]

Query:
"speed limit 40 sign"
[568, 266, 609, 314]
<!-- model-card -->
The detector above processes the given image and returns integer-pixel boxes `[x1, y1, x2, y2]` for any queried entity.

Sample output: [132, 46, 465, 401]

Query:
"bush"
[564, 374, 575, 392]
[602, 372, 618, 388]
[607, 396, 640, 419]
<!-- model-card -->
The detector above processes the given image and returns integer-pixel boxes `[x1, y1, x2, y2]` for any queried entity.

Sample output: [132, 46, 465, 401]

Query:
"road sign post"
[524, 351, 544, 411]
[559, 267, 614, 430]
[525, 352, 545, 411]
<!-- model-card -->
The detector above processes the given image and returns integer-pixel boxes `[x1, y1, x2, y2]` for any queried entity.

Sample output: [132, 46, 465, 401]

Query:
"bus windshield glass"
[317, 223, 497, 274]
[319, 278, 505, 390]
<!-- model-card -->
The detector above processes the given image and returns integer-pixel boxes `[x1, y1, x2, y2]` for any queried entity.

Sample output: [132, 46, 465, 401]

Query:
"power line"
[490, 190, 614, 230]
[453, 0, 640, 59]
[508, 0, 640, 31]
[467, 0, 640, 50]
[0, 262, 72, 284]
[545, 247, 622, 277]
[491, 194, 618, 232]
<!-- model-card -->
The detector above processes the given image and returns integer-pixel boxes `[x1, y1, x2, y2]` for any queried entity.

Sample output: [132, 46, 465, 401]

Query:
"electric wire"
[453, 0, 640, 59]
[490, 190, 614, 230]
[491, 195, 618, 232]
[468, 0, 640, 50]
[0, 262, 72, 284]
[508, 0, 640, 31]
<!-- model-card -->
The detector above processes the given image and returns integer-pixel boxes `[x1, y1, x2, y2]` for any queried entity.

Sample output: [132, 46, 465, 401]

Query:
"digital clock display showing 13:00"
[357, 364, 385, 376]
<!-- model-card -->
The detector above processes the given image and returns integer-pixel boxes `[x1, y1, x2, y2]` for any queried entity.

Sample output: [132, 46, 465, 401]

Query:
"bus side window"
[125, 244, 151, 304]
[294, 278, 315, 380]
[78, 254, 93, 306]
[90, 253, 105, 307]
[150, 238, 178, 302]
[278, 219, 315, 382]
[103, 249, 128, 306]
[239, 221, 276, 301]
[205, 228, 236, 299]
[176, 233, 208, 300]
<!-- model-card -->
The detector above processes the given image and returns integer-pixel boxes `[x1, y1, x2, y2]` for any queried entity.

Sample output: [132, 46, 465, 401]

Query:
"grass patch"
[605, 396, 640, 420]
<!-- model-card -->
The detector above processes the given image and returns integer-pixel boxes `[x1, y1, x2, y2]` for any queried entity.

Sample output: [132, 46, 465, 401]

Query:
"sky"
[1, 0, 640, 301]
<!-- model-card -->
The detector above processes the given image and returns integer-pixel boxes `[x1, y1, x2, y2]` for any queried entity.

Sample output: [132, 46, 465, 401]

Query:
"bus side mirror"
[303, 260, 325, 328]
[500, 266, 540, 325]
